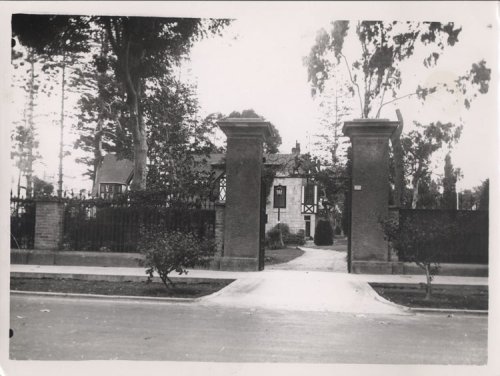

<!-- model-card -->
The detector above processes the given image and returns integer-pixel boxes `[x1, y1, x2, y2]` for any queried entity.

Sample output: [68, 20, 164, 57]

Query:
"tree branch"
[341, 53, 364, 118]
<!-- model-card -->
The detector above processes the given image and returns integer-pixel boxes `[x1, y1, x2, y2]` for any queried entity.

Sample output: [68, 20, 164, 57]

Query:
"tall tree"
[401, 122, 460, 208]
[96, 16, 229, 190]
[304, 20, 490, 119]
[227, 109, 282, 154]
[145, 76, 219, 195]
[442, 153, 459, 209]
[72, 30, 132, 180]
[11, 46, 42, 198]
[12, 14, 230, 191]
[12, 14, 92, 196]
[478, 179, 489, 211]
[313, 84, 351, 166]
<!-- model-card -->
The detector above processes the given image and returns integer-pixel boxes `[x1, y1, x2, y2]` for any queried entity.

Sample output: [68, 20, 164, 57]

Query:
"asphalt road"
[9, 294, 487, 364]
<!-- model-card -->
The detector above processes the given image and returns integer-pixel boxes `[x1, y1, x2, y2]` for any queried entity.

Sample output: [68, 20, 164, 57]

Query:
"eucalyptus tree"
[304, 20, 491, 206]
[401, 121, 460, 208]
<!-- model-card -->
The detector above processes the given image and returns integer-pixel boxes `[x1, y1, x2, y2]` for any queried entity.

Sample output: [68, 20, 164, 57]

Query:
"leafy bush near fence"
[314, 220, 334, 246]
[380, 209, 488, 299]
[265, 224, 305, 249]
[138, 229, 217, 289]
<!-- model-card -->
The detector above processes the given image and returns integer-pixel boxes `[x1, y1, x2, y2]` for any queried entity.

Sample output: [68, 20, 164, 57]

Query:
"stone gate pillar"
[34, 199, 65, 250]
[343, 119, 398, 273]
[217, 118, 271, 271]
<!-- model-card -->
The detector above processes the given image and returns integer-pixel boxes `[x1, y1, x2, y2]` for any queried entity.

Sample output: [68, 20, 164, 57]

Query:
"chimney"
[291, 141, 301, 155]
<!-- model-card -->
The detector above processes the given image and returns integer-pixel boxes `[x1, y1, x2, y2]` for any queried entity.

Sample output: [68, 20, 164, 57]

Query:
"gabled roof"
[95, 154, 134, 185]
[92, 151, 310, 191]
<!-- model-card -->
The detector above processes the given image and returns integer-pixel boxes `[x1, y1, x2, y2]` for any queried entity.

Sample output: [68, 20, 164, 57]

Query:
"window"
[218, 176, 227, 201]
[304, 184, 315, 205]
[301, 184, 317, 214]
[273, 185, 287, 208]
[100, 183, 123, 199]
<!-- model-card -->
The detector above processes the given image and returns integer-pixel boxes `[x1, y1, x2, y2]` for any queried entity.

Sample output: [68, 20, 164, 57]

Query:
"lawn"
[265, 247, 305, 265]
[10, 277, 234, 298]
[370, 283, 488, 310]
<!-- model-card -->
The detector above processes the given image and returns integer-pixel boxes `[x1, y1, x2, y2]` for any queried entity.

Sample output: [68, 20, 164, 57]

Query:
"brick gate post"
[34, 199, 65, 250]
[217, 118, 271, 271]
[343, 119, 398, 274]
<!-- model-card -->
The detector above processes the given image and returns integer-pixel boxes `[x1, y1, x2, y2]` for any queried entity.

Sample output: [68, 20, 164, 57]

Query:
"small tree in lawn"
[381, 215, 457, 300]
[138, 229, 217, 289]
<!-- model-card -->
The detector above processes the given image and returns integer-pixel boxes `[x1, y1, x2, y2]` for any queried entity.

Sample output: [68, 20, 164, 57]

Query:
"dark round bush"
[314, 220, 334, 246]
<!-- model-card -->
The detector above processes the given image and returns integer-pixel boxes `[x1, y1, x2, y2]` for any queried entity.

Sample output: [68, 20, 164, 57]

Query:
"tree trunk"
[424, 264, 432, 300]
[122, 38, 148, 191]
[392, 109, 405, 207]
[411, 178, 419, 209]
[131, 120, 148, 191]
[57, 59, 65, 198]
[26, 50, 35, 198]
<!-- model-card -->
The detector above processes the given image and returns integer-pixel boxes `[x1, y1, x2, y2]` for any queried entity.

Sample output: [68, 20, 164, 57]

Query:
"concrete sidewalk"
[10, 262, 488, 286]
[10, 264, 488, 315]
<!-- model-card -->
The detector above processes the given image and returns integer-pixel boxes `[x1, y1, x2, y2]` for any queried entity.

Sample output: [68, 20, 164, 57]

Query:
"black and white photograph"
[0, 2, 498, 376]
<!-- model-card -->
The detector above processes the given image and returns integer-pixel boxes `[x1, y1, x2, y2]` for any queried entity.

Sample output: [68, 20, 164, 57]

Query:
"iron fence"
[10, 195, 36, 249]
[62, 192, 216, 252]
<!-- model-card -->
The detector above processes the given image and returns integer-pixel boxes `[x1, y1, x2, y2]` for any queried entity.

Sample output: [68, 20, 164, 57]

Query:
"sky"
[3, 1, 499, 195]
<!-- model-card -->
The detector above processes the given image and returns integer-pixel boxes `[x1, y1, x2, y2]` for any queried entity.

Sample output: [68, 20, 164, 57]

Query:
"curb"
[410, 307, 488, 315]
[10, 290, 199, 303]
[10, 271, 235, 285]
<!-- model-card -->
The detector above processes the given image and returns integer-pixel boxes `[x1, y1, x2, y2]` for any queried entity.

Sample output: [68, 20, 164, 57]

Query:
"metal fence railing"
[62, 193, 216, 252]
[10, 194, 36, 249]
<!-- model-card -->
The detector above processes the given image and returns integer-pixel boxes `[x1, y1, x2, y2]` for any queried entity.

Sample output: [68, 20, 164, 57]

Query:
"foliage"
[10, 47, 42, 198]
[265, 224, 305, 249]
[478, 179, 489, 211]
[401, 121, 460, 208]
[304, 20, 490, 118]
[314, 220, 334, 246]
[265, 223, 290, 250]
[380, 208, 489, 294]
[227, 109, 282, 154]
[95, 16, 230, 190]
[138, 229, 217, 289]
[33, 176, 54, 196]
[12, 15, 231, 191]
[284, 229, 306, 247]
[441, 153, 461, 209]
[145, 76, 220, 195]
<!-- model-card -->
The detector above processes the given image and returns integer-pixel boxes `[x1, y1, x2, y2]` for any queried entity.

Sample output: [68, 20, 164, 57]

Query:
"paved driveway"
[267, 247, 347, 272]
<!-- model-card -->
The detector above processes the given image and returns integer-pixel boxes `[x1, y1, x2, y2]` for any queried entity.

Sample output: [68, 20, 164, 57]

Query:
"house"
[92, 142, 318, 237]
[92, 154, 134, 199]
[262, 142, 318, 238]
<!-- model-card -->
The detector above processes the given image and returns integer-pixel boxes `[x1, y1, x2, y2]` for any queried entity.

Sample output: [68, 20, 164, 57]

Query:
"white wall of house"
[265, 176, 317, 238]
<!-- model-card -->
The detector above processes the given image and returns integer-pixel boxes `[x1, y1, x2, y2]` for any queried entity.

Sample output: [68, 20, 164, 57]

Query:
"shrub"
[284, 229, 306, 246]
[314, 220, 334, 245]
[335, 226, 342, 236]
[138, 229, 217, 289]
[380, 214, 460, 299]
[265, 223, 290, 249]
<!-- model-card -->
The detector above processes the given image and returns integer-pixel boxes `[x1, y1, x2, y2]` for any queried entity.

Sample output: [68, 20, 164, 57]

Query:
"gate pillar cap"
[217, 118, 272, 140]
[343, 119, 399, 138]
